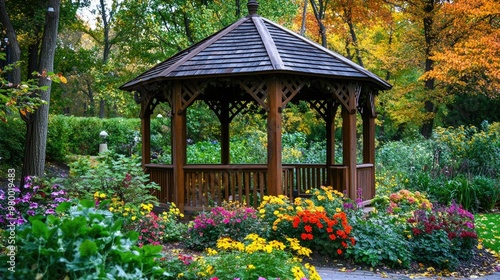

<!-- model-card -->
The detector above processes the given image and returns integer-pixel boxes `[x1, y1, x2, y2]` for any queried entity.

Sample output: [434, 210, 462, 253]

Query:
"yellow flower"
[247, 264, 256, 270]
[206, 248, 218, 256]
[131, 216, 136, 221]
[99, 193, 106, 199]
[177, 273, 184, 278]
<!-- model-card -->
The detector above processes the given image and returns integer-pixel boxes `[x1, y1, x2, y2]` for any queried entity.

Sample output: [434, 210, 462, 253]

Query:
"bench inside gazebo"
[120, 0, 392, 213]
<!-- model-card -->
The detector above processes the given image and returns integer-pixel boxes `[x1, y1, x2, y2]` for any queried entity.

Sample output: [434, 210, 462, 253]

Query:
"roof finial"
[247, 0, 259, 16]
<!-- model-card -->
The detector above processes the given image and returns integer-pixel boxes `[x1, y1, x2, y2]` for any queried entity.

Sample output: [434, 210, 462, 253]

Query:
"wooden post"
[267, 77, 282, 195]
[342, 103, 357, 200]
[140, 102, 151, 168]
[362, 92, 376, 199]
[221, 100, 230, 164]
[362, 113, 375, 164]
[172, 82, 186, 213]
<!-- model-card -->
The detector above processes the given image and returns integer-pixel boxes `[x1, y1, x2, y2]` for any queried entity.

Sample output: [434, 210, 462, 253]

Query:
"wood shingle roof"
[121, 5, 391, 91]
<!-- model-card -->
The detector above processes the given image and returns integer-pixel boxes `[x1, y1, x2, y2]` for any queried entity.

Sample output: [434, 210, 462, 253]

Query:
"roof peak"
[247, 0, 259, 16]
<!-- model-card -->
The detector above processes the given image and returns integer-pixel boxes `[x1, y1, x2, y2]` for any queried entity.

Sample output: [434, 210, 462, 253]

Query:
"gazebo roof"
[120, 1, 391, 92]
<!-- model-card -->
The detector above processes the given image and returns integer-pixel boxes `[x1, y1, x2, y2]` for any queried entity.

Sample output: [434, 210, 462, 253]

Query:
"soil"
[307, 248, 500, 278]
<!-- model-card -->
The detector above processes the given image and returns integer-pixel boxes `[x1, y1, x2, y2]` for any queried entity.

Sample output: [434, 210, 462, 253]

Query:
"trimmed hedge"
[0, 115, 172, 166]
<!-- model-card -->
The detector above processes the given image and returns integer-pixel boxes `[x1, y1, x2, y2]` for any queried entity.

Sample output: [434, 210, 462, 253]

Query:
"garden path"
[317, 267, 500, 279]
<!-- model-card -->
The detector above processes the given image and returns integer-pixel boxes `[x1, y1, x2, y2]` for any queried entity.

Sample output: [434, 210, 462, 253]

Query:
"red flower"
[337, 249, 343, 255]
[301, 233, 308, 240]
[329, 234, 336, 240]
[304, 225, 313, 233]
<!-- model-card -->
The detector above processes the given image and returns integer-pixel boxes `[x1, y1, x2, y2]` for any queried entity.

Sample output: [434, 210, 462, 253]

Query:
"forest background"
[0, 0, 499, 174]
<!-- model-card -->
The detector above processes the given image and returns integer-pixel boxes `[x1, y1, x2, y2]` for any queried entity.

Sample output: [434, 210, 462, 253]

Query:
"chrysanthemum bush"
[258, 187, 356, 257]
[407, 202, 478, 270]
[94, 193, 186, 246]
[161, 233, 320, 280]
[184, 201, 261, 250]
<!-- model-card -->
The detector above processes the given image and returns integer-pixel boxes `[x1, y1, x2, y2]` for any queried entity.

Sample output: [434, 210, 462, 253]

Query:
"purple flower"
[27, 210, 36, 216]
[45, 209, 56, 215]
[29, 202, 38, 209]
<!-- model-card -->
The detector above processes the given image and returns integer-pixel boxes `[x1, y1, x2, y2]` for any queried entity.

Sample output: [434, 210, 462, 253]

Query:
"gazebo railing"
[145, 163, 374, 212]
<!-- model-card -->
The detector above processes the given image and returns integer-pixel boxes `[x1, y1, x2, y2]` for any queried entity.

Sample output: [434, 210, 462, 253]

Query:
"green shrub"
[473, 176, 500, 212]
[65, 152, 159, 205]
[0, 116, 25, 168]
[0, 200, 167, 279]
[347, 214, 412, 268]
[46, 115, 70, 162]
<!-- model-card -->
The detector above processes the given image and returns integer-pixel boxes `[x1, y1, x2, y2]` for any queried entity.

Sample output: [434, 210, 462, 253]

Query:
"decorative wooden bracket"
[178, 81, 207, 114]
[205, 99, 251, 122]
[238, 77, 269, 111]
[139, 92, 162, 119]
[307, 99, 340, 121]
[318, 81, 361, 113]
[357, 88, 376, 118]
[281, 77, 305, 107]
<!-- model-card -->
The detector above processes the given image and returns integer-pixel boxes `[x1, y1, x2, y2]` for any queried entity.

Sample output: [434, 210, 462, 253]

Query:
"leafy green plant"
[0, 200, 167, 279]
[65, 152, 159, 205]
[473, 176, 500, 212]
[347, 214, 412, 268]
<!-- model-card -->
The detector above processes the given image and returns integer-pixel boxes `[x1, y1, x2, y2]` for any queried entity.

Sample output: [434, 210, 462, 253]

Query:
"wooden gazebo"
[120, 0, 391, 213]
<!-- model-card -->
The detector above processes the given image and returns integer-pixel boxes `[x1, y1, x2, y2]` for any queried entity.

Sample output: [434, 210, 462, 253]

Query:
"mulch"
[161, 241, 500, 278]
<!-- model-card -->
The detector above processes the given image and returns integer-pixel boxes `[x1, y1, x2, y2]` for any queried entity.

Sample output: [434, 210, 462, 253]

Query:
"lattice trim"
[281, 78, 305, 107]
[179, 81, 207, 113]
[139, 92, 163, 118]
[205, 100, 250, 122]
[307, 100, 340, 121]
[238, 78, 268, 111]
[318, 81, 362, 112]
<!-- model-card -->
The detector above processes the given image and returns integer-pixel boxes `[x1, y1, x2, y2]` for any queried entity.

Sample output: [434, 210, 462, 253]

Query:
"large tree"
[21, 0, 61, 183]
[1, 0, 64, 184]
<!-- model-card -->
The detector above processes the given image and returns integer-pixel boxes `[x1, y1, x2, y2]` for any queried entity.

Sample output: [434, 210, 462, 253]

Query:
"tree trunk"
[21, 0, 60, 185]
[300, 0, 308, 36]
[309, 0, 328, 47]
[0, 0, 21, 85]
[420, 0, 436, 138]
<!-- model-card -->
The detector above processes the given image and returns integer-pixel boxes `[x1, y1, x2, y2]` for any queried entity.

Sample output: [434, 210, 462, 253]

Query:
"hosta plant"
[0, 200, 167, 279]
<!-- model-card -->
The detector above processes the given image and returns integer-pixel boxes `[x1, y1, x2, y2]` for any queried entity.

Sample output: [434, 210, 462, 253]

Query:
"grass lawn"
[475, 213, 500, 254]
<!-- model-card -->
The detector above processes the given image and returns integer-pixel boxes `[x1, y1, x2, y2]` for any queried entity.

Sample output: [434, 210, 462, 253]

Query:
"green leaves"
[31, 219, 49, 240]
[79, 240, 98, 257]
[0, 200, 165, 279]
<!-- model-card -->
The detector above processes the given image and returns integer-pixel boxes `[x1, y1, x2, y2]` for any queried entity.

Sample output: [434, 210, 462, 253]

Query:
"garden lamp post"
[99, 130, 108, 153]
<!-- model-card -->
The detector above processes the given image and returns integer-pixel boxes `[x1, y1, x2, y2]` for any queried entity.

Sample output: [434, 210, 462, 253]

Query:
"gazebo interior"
[120, 0, 392, 213]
